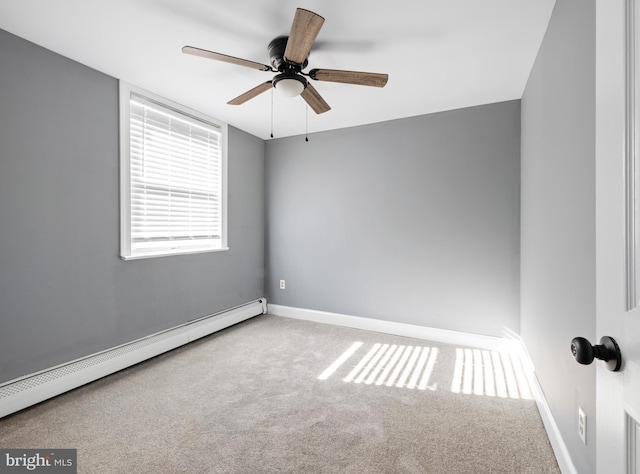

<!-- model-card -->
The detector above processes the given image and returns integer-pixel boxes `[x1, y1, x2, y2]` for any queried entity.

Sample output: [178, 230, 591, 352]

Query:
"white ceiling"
[0, 0, 555, 140]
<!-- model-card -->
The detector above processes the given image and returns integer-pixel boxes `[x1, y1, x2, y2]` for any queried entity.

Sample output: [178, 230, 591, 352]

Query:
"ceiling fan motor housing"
[268, 36, 308, 72]
[269, 36, 309, 96]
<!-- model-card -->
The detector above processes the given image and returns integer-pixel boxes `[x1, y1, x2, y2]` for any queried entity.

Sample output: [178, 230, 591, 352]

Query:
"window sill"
[120, 247, 229, 261]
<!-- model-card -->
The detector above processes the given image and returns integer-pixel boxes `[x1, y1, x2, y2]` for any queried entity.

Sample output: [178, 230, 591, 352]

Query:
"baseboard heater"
[0, 298, 267, 419]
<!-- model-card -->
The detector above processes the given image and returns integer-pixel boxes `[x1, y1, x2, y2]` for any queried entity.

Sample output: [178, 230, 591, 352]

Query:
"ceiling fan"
[182, 8, 389, 114]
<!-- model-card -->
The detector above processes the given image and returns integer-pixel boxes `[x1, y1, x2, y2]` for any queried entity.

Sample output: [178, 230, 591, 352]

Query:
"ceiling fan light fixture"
[273, 73, 307, 98]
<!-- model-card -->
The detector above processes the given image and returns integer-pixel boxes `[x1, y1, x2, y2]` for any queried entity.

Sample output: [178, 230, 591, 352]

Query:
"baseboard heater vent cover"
[0, 298, 267, 418]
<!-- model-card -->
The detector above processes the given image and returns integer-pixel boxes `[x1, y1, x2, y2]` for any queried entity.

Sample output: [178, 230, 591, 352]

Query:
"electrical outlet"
[279, 280, 285, 290]
[578, 407, 587, 444]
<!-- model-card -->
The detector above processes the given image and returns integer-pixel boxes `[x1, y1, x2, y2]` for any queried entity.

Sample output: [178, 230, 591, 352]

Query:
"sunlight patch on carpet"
[317, 342, 363, 380]
[318, 341, 533, 400]
[451, 348, 533, 400]
[318, 342, 439, 391]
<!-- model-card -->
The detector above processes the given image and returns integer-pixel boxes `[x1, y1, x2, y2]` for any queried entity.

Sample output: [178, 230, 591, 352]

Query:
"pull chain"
[305, 104, 309, 142]
[270, 87, 274, 138]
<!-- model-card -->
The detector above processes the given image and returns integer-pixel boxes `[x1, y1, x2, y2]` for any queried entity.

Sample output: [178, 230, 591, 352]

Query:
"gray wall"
[265, 101, 521, 337]
[520, 0, 596, 472]
[0, 29, 265, 385]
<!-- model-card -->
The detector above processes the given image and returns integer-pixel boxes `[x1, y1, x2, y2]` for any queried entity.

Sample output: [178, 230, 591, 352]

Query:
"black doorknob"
[570, 336, 622, 372]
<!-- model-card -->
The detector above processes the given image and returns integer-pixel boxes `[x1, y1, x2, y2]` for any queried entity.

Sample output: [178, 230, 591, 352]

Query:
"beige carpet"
[0, 315, 559, 473]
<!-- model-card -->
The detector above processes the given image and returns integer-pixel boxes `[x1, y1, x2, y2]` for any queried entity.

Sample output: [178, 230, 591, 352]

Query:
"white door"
[596, 0, 640, 472]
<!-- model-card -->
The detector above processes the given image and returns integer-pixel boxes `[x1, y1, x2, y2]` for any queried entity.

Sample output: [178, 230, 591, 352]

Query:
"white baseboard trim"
[0, 298, 268, 419]
[529, 375, 578, 474]
[268, 303, 577, 474]
[268, 304, 515, 351]
[517, 340, 578, 474]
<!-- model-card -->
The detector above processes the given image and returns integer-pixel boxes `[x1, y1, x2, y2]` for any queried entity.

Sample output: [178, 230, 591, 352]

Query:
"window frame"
[119, 82, 228, 260]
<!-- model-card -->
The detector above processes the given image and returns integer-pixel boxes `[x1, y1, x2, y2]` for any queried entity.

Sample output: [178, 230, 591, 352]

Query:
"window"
[119, 83, 228, 260]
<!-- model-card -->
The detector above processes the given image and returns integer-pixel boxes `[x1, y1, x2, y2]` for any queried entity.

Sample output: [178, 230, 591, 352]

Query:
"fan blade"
[283, 8, 325, 64]
[309, 68, 388, 88]
[182, 46, 272, 71]
[301, 83, 331, 114]
[228, 81, 273, 105]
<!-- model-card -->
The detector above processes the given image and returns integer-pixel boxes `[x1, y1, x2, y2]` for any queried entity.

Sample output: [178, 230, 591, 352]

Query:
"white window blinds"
[121, 87, 227, 259]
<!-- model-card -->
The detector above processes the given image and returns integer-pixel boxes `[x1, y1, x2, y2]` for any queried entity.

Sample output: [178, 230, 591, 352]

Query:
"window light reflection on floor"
[317, 342, 363, 380]
[317, 342, 439, 391]
[317, 341, 533, 400]
[450, 348, 533, 400]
